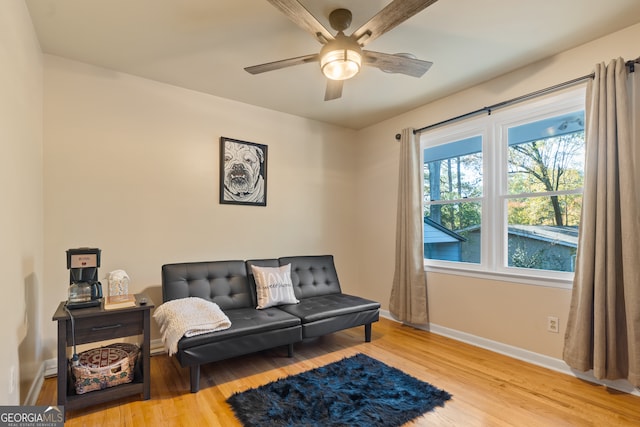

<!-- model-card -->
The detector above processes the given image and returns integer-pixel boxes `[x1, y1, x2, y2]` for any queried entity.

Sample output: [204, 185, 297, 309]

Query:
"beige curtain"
[563, 58, 640, 386]
[389, 128, 428, 324]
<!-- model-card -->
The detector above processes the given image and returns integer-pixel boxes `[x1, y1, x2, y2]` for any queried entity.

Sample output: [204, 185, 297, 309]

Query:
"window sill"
[424, 263, 573, 290]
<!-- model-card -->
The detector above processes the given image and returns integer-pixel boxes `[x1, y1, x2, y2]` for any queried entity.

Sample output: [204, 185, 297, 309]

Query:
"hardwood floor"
[37, 317, 640, 426]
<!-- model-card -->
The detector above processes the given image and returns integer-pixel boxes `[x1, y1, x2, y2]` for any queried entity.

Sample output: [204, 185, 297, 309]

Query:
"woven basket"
[105, 343, 140, 381]
[71, 347, 133, 394]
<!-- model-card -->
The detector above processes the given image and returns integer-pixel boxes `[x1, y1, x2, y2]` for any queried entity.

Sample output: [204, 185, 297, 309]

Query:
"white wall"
[12, 2, 640, 400]
[0, 1, 43, 405]
[355, 22, 640, 359]
[41, 56, 358, 358]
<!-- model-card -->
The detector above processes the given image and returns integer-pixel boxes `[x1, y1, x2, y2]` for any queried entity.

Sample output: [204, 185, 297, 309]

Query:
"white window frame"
[420, 87, 586, 289]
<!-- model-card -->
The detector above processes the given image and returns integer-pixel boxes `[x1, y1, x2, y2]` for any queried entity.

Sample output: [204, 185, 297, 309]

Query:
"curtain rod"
[396, 57, 639, 140]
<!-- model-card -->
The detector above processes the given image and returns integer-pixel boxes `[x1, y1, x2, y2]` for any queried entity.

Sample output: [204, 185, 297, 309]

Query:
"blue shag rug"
[226, 353, 452, 427]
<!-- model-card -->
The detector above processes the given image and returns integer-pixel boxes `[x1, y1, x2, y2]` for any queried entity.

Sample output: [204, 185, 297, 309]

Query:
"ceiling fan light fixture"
[321, 49, 362, 80]
[320, 33, 362, 81]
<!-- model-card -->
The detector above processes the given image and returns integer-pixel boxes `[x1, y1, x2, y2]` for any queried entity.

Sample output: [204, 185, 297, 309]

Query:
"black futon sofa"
[161, 255, 380, 392]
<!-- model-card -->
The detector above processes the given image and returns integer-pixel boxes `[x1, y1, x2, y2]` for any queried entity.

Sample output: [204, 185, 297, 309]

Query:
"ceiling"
[25, 0, 640, 130]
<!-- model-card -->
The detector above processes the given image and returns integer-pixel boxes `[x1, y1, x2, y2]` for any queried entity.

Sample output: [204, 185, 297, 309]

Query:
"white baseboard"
[23, 363, 45, 406]
[379, 310, 640, 396]
[43, 358, 57, 378]
[150, 338, 165, 356]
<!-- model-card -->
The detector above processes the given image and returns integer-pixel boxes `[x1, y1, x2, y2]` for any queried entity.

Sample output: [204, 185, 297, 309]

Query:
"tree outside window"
[506, 113, 584, 272]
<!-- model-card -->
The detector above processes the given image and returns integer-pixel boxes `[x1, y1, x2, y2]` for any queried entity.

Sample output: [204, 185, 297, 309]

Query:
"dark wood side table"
[52, 293, 154, 412]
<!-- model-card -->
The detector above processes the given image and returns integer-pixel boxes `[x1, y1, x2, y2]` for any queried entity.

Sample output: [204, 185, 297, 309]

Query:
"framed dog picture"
[219, 137, 268, 206]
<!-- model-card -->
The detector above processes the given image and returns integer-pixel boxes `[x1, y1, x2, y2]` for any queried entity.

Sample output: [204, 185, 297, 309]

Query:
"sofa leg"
[287, 343, 294, 358]
[365, 323, 372, 342]
[190, 365, 200, 393]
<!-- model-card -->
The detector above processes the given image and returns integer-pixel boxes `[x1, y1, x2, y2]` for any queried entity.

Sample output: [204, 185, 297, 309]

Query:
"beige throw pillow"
[251, 264, 299, 309]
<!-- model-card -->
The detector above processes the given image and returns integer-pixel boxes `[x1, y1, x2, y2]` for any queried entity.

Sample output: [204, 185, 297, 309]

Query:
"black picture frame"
[219, 137, 268, 206]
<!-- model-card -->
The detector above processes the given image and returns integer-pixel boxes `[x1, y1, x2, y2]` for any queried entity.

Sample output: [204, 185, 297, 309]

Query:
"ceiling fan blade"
[245, 53, 319, 75]
[324, 79, 343, 101]
[364, 51, 433, 78]
[266, 0, 334, 44]
[351, 0, 439, 46]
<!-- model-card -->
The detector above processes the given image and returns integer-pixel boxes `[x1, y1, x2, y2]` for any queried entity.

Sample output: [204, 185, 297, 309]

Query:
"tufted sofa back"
[162, 255, 343, 307]
[161, 260, 254, 309]
[279, 255, 342, 299]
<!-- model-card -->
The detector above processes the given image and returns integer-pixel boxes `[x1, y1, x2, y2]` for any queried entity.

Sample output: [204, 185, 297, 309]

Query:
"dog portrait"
[220, 137, 267, 206]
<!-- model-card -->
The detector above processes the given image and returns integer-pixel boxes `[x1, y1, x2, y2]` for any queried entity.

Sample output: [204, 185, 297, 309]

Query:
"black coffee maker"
[66, 247, 103, 309]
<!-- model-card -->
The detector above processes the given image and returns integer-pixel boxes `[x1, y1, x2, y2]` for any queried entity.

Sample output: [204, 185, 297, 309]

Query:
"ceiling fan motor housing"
[329, 8, 352, 32]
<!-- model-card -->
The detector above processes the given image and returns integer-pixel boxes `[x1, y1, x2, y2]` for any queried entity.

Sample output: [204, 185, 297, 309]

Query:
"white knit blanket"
[153, 297, 232, 356]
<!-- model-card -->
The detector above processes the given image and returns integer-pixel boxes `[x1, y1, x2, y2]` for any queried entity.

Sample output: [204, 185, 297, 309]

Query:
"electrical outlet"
[9, 366, 16, 394]
[547, 316, 559, 333]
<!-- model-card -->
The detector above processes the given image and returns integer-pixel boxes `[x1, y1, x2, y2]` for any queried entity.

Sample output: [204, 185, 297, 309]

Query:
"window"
[423, 136, 482, 264]
[421, 88, 585, 286]
[505, 113, 584, 272]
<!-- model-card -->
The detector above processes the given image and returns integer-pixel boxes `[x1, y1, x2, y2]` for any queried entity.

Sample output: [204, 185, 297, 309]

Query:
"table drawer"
[69, 311, 144, 344]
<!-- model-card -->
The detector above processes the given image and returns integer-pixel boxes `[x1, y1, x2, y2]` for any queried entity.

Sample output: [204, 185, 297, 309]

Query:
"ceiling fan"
[245, 0, 438, 101]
